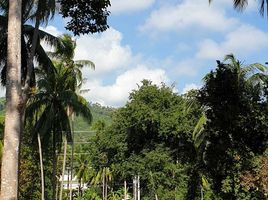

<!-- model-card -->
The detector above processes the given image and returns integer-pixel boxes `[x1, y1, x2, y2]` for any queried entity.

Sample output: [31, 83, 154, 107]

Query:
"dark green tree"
[89, 80, 202, 199]
[58, 0, 110, 35]
[198, 56, 268, 199]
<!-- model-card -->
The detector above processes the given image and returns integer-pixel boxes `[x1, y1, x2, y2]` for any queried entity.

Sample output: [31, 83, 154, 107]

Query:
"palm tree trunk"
[0, 1, 22, 199]
[124, 180, 127, 200]
[52, 131, 58, 200]
[69, 113, 74, 200]
[38, 133, 45, 200]
[20, 1, 41, 138]
[105, 175, 108, 200]
[102, 171, 105, 200]
[59, 136, 67, 200]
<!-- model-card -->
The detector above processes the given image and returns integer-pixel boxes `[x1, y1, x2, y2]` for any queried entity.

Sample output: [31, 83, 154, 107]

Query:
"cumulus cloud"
[173, 59, 199, 77]
[110, 0, 155, 14]
[196, 24, 268, 60]
[182, 83, 200, 94]
[74, 28, 133, 76]
[140, 0, 238, 35]
[82, 65, 169, 107]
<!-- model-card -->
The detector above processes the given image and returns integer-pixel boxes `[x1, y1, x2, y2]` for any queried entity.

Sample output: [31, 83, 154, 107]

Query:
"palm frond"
[193, 113, 207, 149]
[75, 60, 95, 70]
[233, 0, 248, 11]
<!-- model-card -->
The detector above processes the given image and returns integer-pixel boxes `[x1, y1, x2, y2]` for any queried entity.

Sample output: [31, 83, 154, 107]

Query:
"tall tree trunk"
[105, 175, 108, 200]
[52, 132, 58, 200]
[20, 0, 41, 137]
[38, 133, 45, 200]
[124, 180, 127, 200]
[59, 136, 67, 200]
[69, 111, 74, 200]
[0, 0, 22, 199]
[102, 171, 105, 200]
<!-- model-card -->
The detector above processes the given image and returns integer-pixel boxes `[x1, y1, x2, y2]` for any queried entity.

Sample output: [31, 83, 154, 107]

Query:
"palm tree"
[0, 0, 22, 199]
[48, 34, 95, 91]
[91, 167, 113, 200]
[209, 0, 268, 16]
[50, 33, 95, 200]
[74, 154, 94, 197]
[195, 54, 266, 148]
[26, 62, 92, 199]
[0, 1, 61, 198]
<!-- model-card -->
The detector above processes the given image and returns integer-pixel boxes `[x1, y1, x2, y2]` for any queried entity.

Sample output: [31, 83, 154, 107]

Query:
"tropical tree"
[74, 154, 94, 197]
[195, 54, 267, 150]
[197, 55, 268, 199]
[48, 34, 95, 92]
[0, 1, 58, 198]
[91, 167, 113, 200]
[26, 62, 92, 199]
[209, 0, 268, 16]
[0, 0, 22, 199]
[1, 0, 109, 197]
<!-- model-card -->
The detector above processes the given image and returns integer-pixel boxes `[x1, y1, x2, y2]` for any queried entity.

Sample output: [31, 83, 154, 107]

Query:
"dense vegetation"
[0, 0, 268, 199]
[16, 56, 267, 199]
[0, 55, 268, 199]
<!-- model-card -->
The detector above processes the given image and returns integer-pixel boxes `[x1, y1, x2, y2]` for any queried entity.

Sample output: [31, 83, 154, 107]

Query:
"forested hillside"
[0, 97, 114, 132]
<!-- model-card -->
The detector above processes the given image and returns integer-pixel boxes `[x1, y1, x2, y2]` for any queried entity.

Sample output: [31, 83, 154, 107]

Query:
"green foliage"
[88, 80, 201, 199]
[198, 56, 268, 199]
[58, 0, 110, 35]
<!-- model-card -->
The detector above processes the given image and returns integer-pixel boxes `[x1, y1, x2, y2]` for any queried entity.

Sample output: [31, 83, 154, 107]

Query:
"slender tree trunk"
[69, 113, 74, 200]
[137, 175, 140, 200]
[102, 171, 105, 200]
[20, 1, 41, 137]
[105, 175, 108, 200]
[52, 132, 58, 200]
[0, 1, 22, 199]
[78, 179, 81, 197]
[38, 133, 45, 200]
[59, 136, 67, 200]
[124, 180, 127, 200]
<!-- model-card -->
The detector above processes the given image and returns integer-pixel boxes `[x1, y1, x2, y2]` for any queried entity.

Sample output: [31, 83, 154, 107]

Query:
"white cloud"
[40, 25, 62, 37]
[140, 0, 238, 35]
[75, 28, 133, 76]
[110, 0, 155, 14]
[173, 59, 199, 77]
[82, 65, 169, 107]
[196, 24, 268, 60]
[182, 83, 200, 94]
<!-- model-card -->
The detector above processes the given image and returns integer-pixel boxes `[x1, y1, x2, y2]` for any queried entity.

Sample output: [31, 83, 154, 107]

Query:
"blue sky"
[42, 0, 268, 107]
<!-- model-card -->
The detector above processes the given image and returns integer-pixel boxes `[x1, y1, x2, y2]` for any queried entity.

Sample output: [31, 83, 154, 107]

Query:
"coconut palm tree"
[26, 62, 92, 199]
[48, 34, 95, 91]
[0, 0, 22, 199]
[50, 33, 95, 200]
[91, 167, 113, 200]
[74, 154, 94, 197]
[209, 0, 268, 16]
[0, 1, 61, 198]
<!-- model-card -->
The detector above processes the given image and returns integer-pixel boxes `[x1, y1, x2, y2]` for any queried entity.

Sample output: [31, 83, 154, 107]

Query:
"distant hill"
[73, 103, 114, 130]
[0, 97, 115, 133]
[73, 102, 115, 141]
[0, 97, 114, 143]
